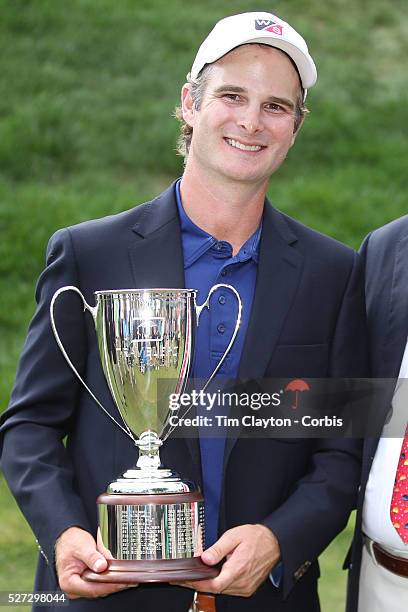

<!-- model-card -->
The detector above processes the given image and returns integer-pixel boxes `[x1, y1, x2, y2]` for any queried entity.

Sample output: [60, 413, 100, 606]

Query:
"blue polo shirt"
[175, 180, 260, 547]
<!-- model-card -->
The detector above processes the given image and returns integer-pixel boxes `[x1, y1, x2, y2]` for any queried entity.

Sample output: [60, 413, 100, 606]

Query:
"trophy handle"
[50, 286, 135, 442]
[196, 283, 242, 392]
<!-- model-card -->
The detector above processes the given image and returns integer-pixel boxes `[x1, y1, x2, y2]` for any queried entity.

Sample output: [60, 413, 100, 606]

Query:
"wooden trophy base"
[85, 490, 218, 583]
[82, 556, 219, 583]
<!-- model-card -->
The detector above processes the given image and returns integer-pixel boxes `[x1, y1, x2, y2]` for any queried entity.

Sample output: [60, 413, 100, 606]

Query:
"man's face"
[182, 44, 303, 187]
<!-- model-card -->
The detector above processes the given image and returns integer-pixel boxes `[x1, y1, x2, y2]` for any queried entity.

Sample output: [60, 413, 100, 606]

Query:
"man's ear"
[181, 83, 195, 127]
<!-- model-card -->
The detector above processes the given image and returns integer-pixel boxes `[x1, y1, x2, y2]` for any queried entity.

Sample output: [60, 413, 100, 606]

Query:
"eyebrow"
[212, 85, 295, 110]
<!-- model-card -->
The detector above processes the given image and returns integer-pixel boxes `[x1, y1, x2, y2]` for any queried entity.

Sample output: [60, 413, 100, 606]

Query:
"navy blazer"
[346, 214, 408, 612]
[1, 182, 368, 612]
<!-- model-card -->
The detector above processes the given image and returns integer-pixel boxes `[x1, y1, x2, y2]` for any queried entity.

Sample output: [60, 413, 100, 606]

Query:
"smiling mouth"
[225, 138, 265, 152]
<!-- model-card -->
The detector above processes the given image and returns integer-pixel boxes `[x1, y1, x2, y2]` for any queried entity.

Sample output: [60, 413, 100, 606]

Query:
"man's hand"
[173, 524, 280, 597]
[55, 526, 134, 599]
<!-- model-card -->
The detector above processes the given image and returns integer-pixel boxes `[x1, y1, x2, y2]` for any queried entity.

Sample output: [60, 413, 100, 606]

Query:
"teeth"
[226, 138, 262, 152]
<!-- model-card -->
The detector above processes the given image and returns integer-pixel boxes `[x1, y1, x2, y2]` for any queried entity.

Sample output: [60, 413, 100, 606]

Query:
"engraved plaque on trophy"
[50, 286, 241, 583]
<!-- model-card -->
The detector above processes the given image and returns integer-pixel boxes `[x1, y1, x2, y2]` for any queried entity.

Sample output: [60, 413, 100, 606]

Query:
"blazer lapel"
[238, 203, 304, 378]
[381, 233, 408, 377]
[223, 202, 304, 466]
[362, 232, 408, 486]
[128, 182, 185, 289]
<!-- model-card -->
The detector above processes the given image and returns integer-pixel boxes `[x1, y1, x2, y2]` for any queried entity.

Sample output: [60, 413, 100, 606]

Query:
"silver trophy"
[50, 286, 242, 583]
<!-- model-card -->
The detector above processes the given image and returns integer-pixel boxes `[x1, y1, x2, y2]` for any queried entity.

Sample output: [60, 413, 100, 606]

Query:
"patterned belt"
[365, 538, 408, 578]
[191, 592, 216, 612]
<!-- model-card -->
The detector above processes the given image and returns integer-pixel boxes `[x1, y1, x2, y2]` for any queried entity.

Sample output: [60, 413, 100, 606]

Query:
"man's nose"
[237, 105, 264, 134]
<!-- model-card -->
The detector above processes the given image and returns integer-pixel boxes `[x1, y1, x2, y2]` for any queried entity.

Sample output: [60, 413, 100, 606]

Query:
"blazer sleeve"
[0, 228, 93, 574]
[262, 250, 368, 599]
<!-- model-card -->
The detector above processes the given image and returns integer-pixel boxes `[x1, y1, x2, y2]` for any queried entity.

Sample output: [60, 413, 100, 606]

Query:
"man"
[0, 12, 368, 612]
[346, 216, 408, 611]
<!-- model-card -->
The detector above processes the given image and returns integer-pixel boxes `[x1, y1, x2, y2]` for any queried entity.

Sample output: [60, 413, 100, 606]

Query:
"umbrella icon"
[285, 379, 310, 409]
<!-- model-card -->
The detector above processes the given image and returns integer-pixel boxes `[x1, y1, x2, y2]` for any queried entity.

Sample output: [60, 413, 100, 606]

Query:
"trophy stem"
[135, 430, 162, 471]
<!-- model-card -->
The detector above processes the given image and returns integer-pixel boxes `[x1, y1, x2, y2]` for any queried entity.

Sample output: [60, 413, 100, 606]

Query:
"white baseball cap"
[189, 12, 317, 94]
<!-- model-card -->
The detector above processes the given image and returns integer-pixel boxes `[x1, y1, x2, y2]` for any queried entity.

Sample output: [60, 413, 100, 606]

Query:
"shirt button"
[218, 295, 226, 305]
[221, 269, 227, 277]
[217, 323, 225, 334]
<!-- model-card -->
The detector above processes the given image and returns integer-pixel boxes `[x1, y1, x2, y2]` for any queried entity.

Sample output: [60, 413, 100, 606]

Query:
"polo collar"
[175, 179, 261, 268]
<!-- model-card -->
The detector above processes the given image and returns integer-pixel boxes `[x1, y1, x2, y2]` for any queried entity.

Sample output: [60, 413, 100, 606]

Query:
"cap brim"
[191, 33, 317, 90]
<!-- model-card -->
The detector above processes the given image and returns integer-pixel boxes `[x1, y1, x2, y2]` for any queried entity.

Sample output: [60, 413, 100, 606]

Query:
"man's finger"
[64, 574, 130, 599]
[76, 548, 108, 573]
[201, 528, 241, 565]
[208, 562, 237, 593]
[172, 561, 238, 594]
[170, 579, 216, 591]
[56, 527, 109, 575]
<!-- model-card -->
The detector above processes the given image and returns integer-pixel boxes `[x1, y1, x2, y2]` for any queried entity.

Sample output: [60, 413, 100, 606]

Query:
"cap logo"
[254, 19, 283, 36]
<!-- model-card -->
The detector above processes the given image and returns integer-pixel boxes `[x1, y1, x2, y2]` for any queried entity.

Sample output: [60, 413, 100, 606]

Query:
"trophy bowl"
[50, 286, 241, 583]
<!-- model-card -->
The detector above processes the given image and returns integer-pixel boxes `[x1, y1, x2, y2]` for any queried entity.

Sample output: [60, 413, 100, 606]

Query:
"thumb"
[77, 540, 108, 573]
[201, 529, 240, 565]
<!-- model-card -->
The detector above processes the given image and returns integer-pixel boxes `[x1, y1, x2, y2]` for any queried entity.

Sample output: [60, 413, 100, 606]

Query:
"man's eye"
[223, 94, 241, 102]
[265, 103, 284, 112]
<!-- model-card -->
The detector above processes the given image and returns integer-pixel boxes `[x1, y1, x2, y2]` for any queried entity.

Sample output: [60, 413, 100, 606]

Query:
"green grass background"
[0, 0, 407, 609]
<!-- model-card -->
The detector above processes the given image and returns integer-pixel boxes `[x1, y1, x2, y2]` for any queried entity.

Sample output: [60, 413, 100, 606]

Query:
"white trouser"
[358, 542, 408, 612]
